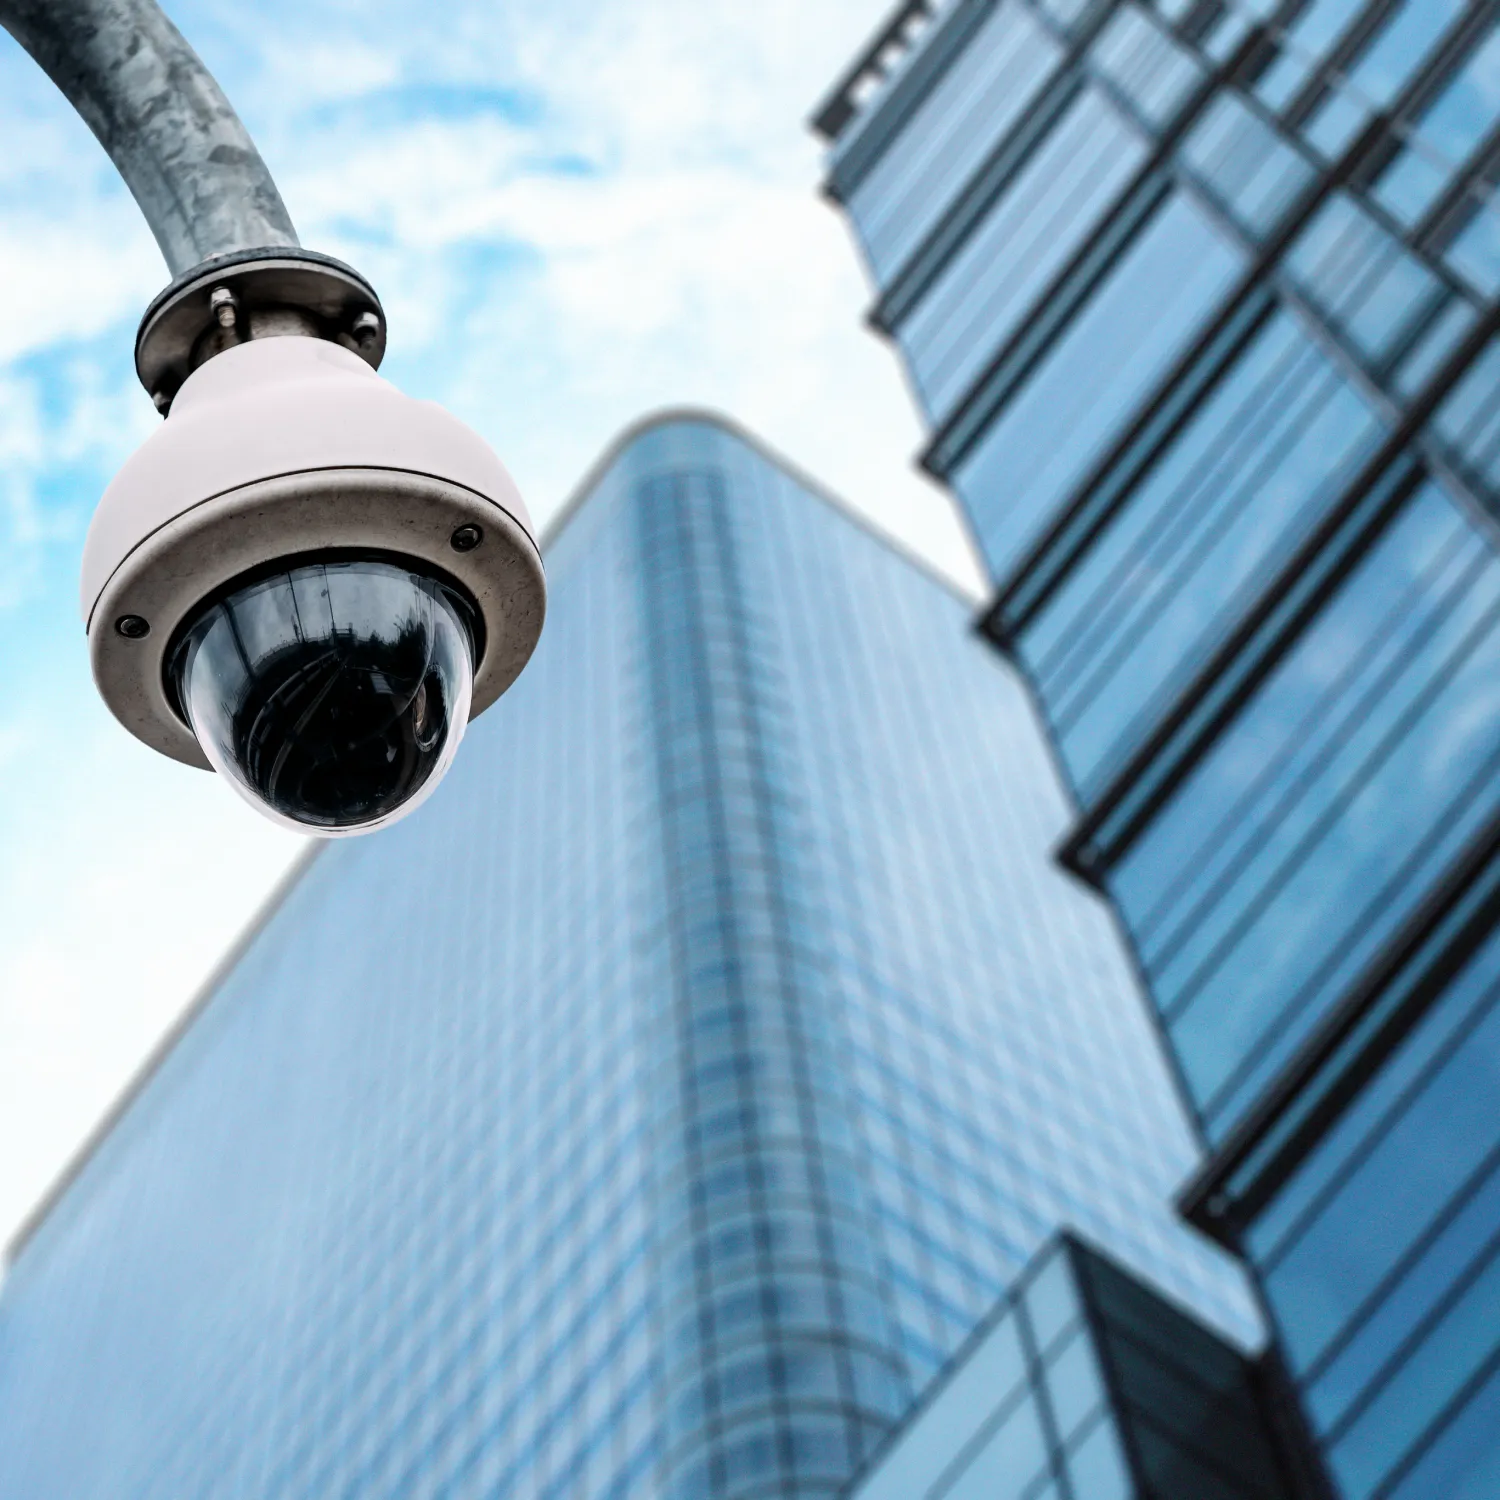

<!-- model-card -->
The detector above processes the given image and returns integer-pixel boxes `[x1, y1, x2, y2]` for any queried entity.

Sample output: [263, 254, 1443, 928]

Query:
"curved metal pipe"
[0, 0, 298, 276]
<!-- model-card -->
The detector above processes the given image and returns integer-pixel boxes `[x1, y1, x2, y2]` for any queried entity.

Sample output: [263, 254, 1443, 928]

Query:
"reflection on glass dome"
[172, 558, 475, 835]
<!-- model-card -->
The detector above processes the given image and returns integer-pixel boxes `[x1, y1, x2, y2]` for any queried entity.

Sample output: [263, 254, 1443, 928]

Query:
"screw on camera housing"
[450, 524, 483, 553]
[115, 614, 150, 639]
[351, 310, 381, 351]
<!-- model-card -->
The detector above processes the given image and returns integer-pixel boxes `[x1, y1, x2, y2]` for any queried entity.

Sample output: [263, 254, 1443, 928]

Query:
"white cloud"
[0, 214, 161, 364]
[0, 353, 155, 610]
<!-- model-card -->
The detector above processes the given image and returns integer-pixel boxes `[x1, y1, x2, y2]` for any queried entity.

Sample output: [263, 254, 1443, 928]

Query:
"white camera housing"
[84, 332, 545, 777]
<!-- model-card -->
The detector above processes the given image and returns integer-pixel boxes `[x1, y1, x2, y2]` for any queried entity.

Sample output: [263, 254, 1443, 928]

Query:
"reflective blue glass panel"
[1248, 925, 1500, 1500]
[1180, 93, 1317, 242]
[819, 1, 1500, 1494]
[1114, 479, 1500, 1139]
[899, 86, 1150, 422]
[1300, 0, 1468, 161]
[1250, 0, 1362, 112]
[1374, 26, 1500, 229]
[1021, 308, 1385, 797]
[953, 190, 1246, 579]
[1090, 4, 1204, 130]
[1285, 194, 1452, 372]
[843, 0, 1063, 284]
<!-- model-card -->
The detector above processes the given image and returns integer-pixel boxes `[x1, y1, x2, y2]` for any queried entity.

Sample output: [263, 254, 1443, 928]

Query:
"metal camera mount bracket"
[136, 247, 388, 414]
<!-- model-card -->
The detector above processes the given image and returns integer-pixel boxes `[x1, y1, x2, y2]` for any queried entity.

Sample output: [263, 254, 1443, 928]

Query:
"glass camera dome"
[172, 557, 475, 835]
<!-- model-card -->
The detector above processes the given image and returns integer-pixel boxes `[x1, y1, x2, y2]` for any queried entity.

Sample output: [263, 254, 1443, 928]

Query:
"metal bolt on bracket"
[352, 310, 381, 349]
[210, 285, 238, 329]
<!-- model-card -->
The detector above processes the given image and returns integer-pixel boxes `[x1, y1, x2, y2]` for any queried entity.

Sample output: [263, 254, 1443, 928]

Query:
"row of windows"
[1247, 919, 1500, 1499]
[844, 0, 1494, 446]
[846, 0, 1066, 280]
[663, 1351, 906, 1446]
[664, 1409, 890, 1500]
[1114, 475, 1500, 1138]
[866, 0, 1500, 1154]
[906, 80, 1151, 420]
[850, 0, 1495, 588]
[1022, 302, 1384, 798]
[954, 183, 1247, 577]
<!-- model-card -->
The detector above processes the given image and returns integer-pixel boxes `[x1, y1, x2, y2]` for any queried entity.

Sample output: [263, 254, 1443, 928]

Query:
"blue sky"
[0, 0, 982, 1244]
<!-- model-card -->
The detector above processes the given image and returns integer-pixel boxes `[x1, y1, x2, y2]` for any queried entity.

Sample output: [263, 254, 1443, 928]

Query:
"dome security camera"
[84, 250, 545, 837]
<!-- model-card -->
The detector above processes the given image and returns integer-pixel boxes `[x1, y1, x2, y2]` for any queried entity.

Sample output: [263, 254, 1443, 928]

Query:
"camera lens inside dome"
[173, 559, 475, 835]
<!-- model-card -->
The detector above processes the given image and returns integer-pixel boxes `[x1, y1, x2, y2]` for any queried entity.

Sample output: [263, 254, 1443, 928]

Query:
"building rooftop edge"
[539, 405, 982, 606]
[808, 0, 938, 144]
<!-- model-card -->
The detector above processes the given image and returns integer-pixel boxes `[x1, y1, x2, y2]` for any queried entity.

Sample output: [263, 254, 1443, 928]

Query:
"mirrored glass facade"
[817, 1, 1500, 1494]
[0, 415, 1251, 1499]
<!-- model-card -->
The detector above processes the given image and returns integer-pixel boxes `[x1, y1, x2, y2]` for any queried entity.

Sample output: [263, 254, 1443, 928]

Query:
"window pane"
[1093, 4, 1205, 127]
[1287, 194, 1448, 368]
[1447, 203, 1500, 298]
[1311, 1158, 1500, 1435]
[1376, 27, 1500, 226]
[1025, 311, 1383, 796]
[1386, 1358, 1500, 1500]
[1061, 1415, 1132, 1500]
[1436, 342, 1500, 489]
[1044, 1329, 1106, 1441]
[955, 192, 1245, 579]
[1182, 95, 1316, 240]
[1340, 0, 1467, 110]
[1250, 925, 1500, 1265]
[1407, 25, 1500, 165]
[1024, 1247, 1081, 1353]
[903, 89, 1149, 419]
[944, 1394, 1050, 1500]
[847, 2, 1063, 281]
[1112, 482, 1500, 1134]
[1252, 0, 1366, 113]
[1253, 951, 1500, 1420]
[1329, 1244, 1500, 1499]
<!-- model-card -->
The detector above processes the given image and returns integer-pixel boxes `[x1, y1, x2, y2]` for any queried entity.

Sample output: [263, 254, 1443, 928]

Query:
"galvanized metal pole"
[0, 0, 298, 277]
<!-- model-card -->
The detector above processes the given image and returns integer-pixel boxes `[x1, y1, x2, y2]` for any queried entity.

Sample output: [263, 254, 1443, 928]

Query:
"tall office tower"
[0, 415, 1253, 1499]
[815, 1, 1500, 1496]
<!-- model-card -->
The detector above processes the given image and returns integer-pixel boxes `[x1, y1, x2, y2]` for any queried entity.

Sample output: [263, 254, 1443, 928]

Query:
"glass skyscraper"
[816, 1, 1500, 1495]
[0, 415, 1252, 1498]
